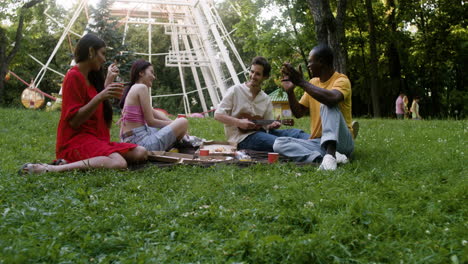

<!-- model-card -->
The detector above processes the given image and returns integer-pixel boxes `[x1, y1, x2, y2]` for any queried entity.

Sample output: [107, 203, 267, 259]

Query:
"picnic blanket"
[129, 149, 318, 170]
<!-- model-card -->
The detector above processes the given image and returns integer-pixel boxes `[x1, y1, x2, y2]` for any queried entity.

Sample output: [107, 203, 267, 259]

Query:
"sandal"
[18, 163, 49, 175]
[50, 159, 67, 166]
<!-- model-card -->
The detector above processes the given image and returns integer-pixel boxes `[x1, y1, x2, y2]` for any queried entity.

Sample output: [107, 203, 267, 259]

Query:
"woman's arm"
[104, 63, 119, 88]
[153, 109, 172, 121]
[136, 85, 172, 128]
[69, 82, 123, 129]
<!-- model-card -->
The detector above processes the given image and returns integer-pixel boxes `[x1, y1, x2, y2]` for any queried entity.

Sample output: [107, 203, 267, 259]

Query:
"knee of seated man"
[273, 137, 290, 152]
[291, 128, 308, 138]
[320, 104, 339, 112]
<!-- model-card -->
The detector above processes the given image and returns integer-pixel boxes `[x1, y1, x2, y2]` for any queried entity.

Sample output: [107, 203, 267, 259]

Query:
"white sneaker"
[319, 154, 337, 171]
[335, 152, 349, 164]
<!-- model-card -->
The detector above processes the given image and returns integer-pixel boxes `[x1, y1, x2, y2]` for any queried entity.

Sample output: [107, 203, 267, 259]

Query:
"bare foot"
[18, 163, 50, 175]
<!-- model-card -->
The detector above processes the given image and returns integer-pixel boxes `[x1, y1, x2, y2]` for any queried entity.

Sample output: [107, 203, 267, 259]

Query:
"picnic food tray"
[197, 141, 237, 156]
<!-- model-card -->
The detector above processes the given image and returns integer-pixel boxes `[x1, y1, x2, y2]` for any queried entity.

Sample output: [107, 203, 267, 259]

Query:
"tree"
[384, 0, 403, 94]
[306, 0, 348, 73]
[229, 0, 316, 94]
[364, 0, 380, 117]
[397, 0, 468, 117]
[0, 0, 44, 104]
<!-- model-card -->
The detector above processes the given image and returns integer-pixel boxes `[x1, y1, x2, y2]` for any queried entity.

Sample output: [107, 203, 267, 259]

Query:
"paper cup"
[199, 149, 209, 156]
[112, 82, 124, 98]
[268, 152, 279, 163]
[112, 82, 125, 88]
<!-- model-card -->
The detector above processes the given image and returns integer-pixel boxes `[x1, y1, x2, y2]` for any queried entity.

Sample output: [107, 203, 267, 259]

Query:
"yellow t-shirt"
[299, 72, 353, 139]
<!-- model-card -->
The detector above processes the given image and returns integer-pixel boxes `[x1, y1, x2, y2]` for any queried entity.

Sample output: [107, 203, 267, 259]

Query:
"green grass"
[0, 107, 466, 263]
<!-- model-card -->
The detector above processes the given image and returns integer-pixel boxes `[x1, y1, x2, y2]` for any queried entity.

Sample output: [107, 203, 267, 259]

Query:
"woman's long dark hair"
[74, 33, 113, 128]
[119, 59, 152, 109]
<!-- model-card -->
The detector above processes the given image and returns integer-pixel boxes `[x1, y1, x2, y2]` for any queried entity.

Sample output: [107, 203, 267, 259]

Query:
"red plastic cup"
[268, 152, 279, 163]
[199, 149, 209, 156]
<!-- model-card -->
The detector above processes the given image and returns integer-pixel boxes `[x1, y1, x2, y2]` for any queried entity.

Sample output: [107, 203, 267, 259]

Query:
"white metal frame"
[30, 0, 247, 115]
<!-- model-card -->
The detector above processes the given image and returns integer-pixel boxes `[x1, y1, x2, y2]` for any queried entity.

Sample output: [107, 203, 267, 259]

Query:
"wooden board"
[182, 155, 234, 164]
[147, 151, 194, 163]
[148, 150, 233, 164]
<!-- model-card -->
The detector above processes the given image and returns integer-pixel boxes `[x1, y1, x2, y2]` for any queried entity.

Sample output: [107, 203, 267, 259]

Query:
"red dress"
[56, 66, 138, 162]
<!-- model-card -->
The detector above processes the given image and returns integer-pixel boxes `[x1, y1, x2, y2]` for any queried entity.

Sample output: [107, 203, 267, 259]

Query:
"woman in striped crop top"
[119, 59, 189, 151]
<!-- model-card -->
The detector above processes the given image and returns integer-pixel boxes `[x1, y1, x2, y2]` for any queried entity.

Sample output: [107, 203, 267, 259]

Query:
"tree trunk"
[351, 3, 371, 116]
[0, 0, 43, 104]
[0, 66, 6, 104]
[385, 0, 402, 94]
[364, 0, 381, 117]
[306, 0, 348, 74]
[0, 27, 7, 104]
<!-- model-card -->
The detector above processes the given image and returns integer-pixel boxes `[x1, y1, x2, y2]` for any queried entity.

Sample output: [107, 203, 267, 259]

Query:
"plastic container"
[235, 151, 251, 161]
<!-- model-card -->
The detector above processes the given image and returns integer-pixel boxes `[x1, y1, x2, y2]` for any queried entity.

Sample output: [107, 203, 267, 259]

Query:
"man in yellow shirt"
[273, 44, 357, 170]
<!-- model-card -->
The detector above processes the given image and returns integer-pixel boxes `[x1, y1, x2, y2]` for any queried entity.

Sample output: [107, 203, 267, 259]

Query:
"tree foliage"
[222, 0, 467, 118]
[2, 0, 466, 118]
[0, 0, 45, 105]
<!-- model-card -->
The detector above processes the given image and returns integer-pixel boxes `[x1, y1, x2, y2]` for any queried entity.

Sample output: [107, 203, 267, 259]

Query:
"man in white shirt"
[214, 56, 310, 152]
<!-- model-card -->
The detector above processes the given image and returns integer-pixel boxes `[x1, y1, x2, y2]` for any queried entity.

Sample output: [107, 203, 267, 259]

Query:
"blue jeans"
[237, 128, 310, 152]
[273, 105, 354, 163]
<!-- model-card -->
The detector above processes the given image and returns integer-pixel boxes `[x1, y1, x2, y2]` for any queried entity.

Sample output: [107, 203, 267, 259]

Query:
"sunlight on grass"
[0, 107, 466, 263]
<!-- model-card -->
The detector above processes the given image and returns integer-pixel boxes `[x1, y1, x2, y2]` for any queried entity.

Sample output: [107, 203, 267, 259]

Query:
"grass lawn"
[0, 107, 466, 263]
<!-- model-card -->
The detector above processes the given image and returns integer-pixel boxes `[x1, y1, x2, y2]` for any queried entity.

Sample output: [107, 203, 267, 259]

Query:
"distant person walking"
[395, 92, 406, 119]
[403, 95, 409, 119]
[410, 96, 422, 120]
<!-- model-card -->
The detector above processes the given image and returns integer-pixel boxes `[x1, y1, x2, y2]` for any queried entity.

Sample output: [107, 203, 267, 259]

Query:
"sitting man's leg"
[237, 131, 278, 152]
[273, 137, 324, 163]
[319, 104, 354, 170]
[269, 128, 311, 140]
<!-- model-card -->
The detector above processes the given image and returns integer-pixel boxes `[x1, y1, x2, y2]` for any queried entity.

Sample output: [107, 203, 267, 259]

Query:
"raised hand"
[280, 64, 295, 93]
[280, 77, 295, 93]
[107, 63, 120, 80]
[281, 63, 305, 86]
[100, 82, 124, 100]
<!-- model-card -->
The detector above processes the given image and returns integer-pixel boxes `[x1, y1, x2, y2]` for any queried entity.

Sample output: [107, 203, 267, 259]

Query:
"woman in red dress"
[20, 33, 147, 174]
